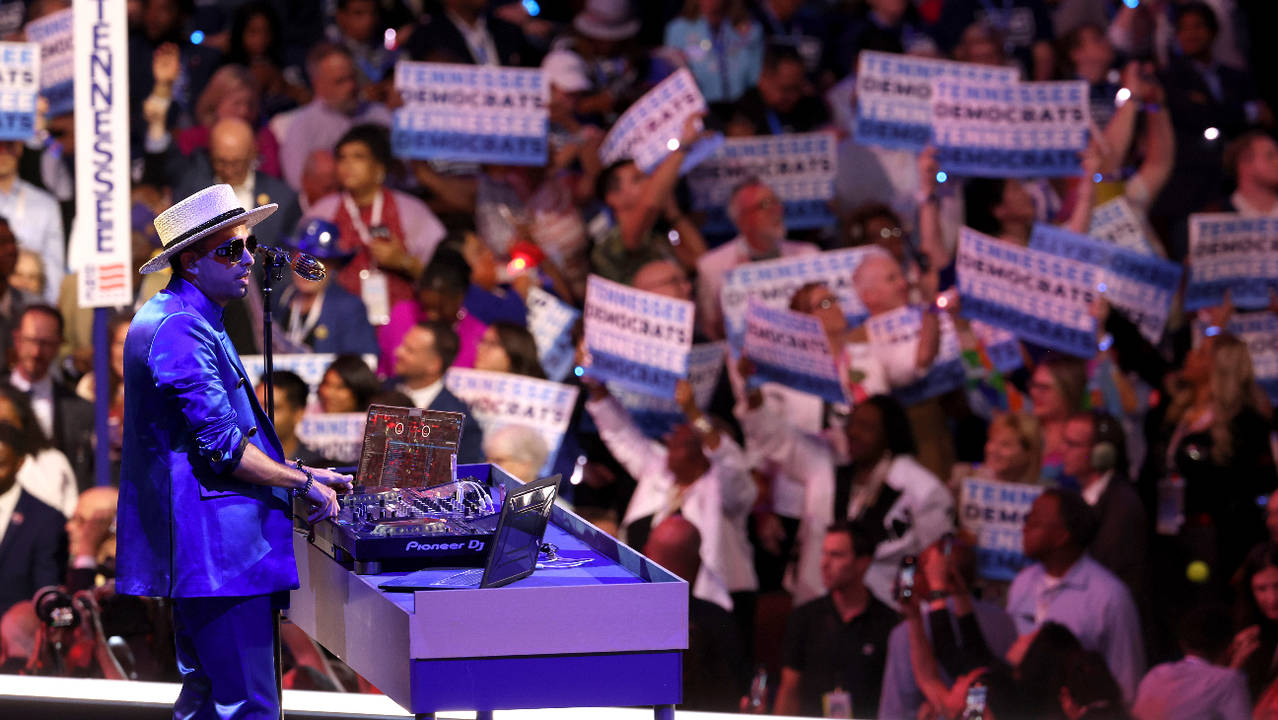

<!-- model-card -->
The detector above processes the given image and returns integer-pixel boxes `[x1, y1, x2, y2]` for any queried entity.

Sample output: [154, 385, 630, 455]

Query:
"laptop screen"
[355, 406, 464, 490]
[481, 475, 561, 588]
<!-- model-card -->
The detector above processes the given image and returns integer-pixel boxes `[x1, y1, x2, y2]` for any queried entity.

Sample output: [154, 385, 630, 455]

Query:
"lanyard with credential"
[287, 290, 326, 346]
[341, 190, 384, 246]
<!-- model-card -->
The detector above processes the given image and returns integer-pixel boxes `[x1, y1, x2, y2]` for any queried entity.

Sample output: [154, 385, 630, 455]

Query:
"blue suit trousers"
[172, 593, 284, 720]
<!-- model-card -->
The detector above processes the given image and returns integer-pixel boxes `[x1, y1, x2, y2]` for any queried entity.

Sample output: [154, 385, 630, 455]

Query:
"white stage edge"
[0, 675, 808, 719]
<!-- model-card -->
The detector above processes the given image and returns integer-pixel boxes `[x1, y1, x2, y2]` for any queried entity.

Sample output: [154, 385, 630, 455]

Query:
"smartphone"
[962, 680, 987, 720]
[941, 532, 955, 559]
[369, 225, 391, 241]
[897, 555, 917, 602]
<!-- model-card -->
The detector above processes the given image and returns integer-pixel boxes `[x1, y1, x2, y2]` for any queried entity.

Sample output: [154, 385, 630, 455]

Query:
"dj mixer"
[305, 406, 505, 574]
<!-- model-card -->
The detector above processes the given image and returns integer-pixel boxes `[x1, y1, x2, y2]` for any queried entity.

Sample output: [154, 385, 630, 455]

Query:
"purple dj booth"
[287, 464, 687, 719]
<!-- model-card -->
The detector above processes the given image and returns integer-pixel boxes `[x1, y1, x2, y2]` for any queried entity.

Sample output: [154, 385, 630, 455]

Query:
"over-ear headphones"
[1090, 411, 1125, 473]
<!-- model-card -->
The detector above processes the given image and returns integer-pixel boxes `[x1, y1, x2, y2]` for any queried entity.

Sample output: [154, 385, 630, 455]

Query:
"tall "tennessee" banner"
[75, 0, 131, 308]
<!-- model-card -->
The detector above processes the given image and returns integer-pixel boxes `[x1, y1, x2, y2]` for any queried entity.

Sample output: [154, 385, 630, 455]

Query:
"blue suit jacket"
[118, 277, 296, 598]
[273, 282, 380, 356]
[0, 489, 67, 616]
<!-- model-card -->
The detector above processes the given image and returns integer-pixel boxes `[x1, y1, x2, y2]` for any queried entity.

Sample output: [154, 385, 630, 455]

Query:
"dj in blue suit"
[118, 185, 352, 720]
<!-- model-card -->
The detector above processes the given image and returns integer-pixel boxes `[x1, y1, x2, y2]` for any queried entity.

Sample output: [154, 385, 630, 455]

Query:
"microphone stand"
[261, 251, 293, 424]
[260, 249, 290, 720]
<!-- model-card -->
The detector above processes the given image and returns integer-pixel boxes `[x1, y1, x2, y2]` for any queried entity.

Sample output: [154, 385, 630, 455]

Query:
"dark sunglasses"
[212, 234, 258, 259]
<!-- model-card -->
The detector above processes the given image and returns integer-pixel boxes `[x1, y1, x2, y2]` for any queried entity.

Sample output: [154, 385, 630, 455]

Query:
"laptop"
[379, 474, 561, 591]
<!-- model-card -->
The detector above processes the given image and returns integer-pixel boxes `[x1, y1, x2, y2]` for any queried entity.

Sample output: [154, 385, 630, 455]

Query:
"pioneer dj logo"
[404, 539, 486, 552]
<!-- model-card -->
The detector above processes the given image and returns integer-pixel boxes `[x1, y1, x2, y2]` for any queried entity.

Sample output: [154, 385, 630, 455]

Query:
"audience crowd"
[3, 0, 1278, 717]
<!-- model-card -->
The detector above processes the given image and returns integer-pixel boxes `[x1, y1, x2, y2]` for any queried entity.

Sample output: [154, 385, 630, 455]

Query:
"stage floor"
[0, 675, 803, 720]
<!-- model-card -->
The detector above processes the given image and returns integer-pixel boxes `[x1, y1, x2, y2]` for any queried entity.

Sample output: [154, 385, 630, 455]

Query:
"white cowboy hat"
[572, 0, 640, 42]
[140, 184, 277, 274]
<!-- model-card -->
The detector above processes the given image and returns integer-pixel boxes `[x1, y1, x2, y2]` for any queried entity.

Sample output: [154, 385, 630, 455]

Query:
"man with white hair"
[695, 178, 818, 340]
[483, 425, 550, 484]
[848, 251, 953, 477]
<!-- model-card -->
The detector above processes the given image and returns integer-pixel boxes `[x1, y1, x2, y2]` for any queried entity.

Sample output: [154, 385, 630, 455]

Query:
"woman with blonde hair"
[1153, 332, 1275, 590]
[949, 412, 1044, 494]
[1028, 352, 1089, 487]
[176, 64, 282, 177]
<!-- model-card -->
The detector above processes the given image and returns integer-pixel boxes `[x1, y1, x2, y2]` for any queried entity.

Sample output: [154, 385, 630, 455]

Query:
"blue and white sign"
[865, 305, 966, 405]
[612, 342, 726, 439]
[526, 286, 580, 382]
[584, 274, 694, 396]
[721, 247, 881, 354]
[242, 353, 378, 407]
[970, 320, 1024, 374]
[743, 298, 845, 403]
[1225, 312, 1278, 404]
[1030, 224, 1181, 342]
[854, 51, 1018, 151]
[931, 79, 1089, 177]
[74, 2, 129, 308]
[960, 477, 1044, 581]
[599, 67, 723, 174]
[392, 61, 547, 165]
[686, 132, 836, 234]
[1089, 196, 1155, 256]
[297, 413, 366, 464]
[0, 41, 38, 140]
[1186, 214, 1278, 311]
[955, 227, 1099, 357]
[25, 9, 71, 116]
[444, 368, 579, 475]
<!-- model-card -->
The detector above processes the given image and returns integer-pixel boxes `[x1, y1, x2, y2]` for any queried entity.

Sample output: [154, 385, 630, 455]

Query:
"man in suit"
[174, 117, 304, 355]
[273, 219, 380, 356]
[403, 0, 536, 66]
[0, 420, 66, 618]
[1061, 412, 1148, 600]
[392, 319, 484, 464]
[8, 304, 94, 491]
[118, 184, 352, 718]
[1156, 2, 1270, 226]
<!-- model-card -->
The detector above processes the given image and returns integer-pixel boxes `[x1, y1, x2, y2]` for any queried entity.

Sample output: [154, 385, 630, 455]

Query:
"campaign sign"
[392, 62, 548, 165]
[1089, 197, 1155, 256]
[721, 247, 882, 354]
[444, 368, 579, 475]
[583, 274, 694, 396]
[743, 298, 845, 403]
[0, 42, 39, 140]
[611, 342, 727, 438]
[599, 67, 723, 174]
[930, 79, 1089, 177]
[525, 286, 580, 382]
[686, 132, 836, 234]
[1186, 214, 1278, 310]
[242, 353, 378, 406]
[960, 477, 1044, 581]
[865, 305, 966, 405]
[1030, 224, 1181, 342]
[296, 413, 366, 464]
[970, 320, 1024, 374]
[1228, 313, 1278, 404]
[24, 9, 71, 116]
[854, 51, 1019, 151]
[955, 227, 1099, 357]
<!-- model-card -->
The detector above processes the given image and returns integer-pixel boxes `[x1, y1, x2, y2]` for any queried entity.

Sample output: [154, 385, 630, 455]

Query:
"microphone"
[256, 245, 327, 281]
